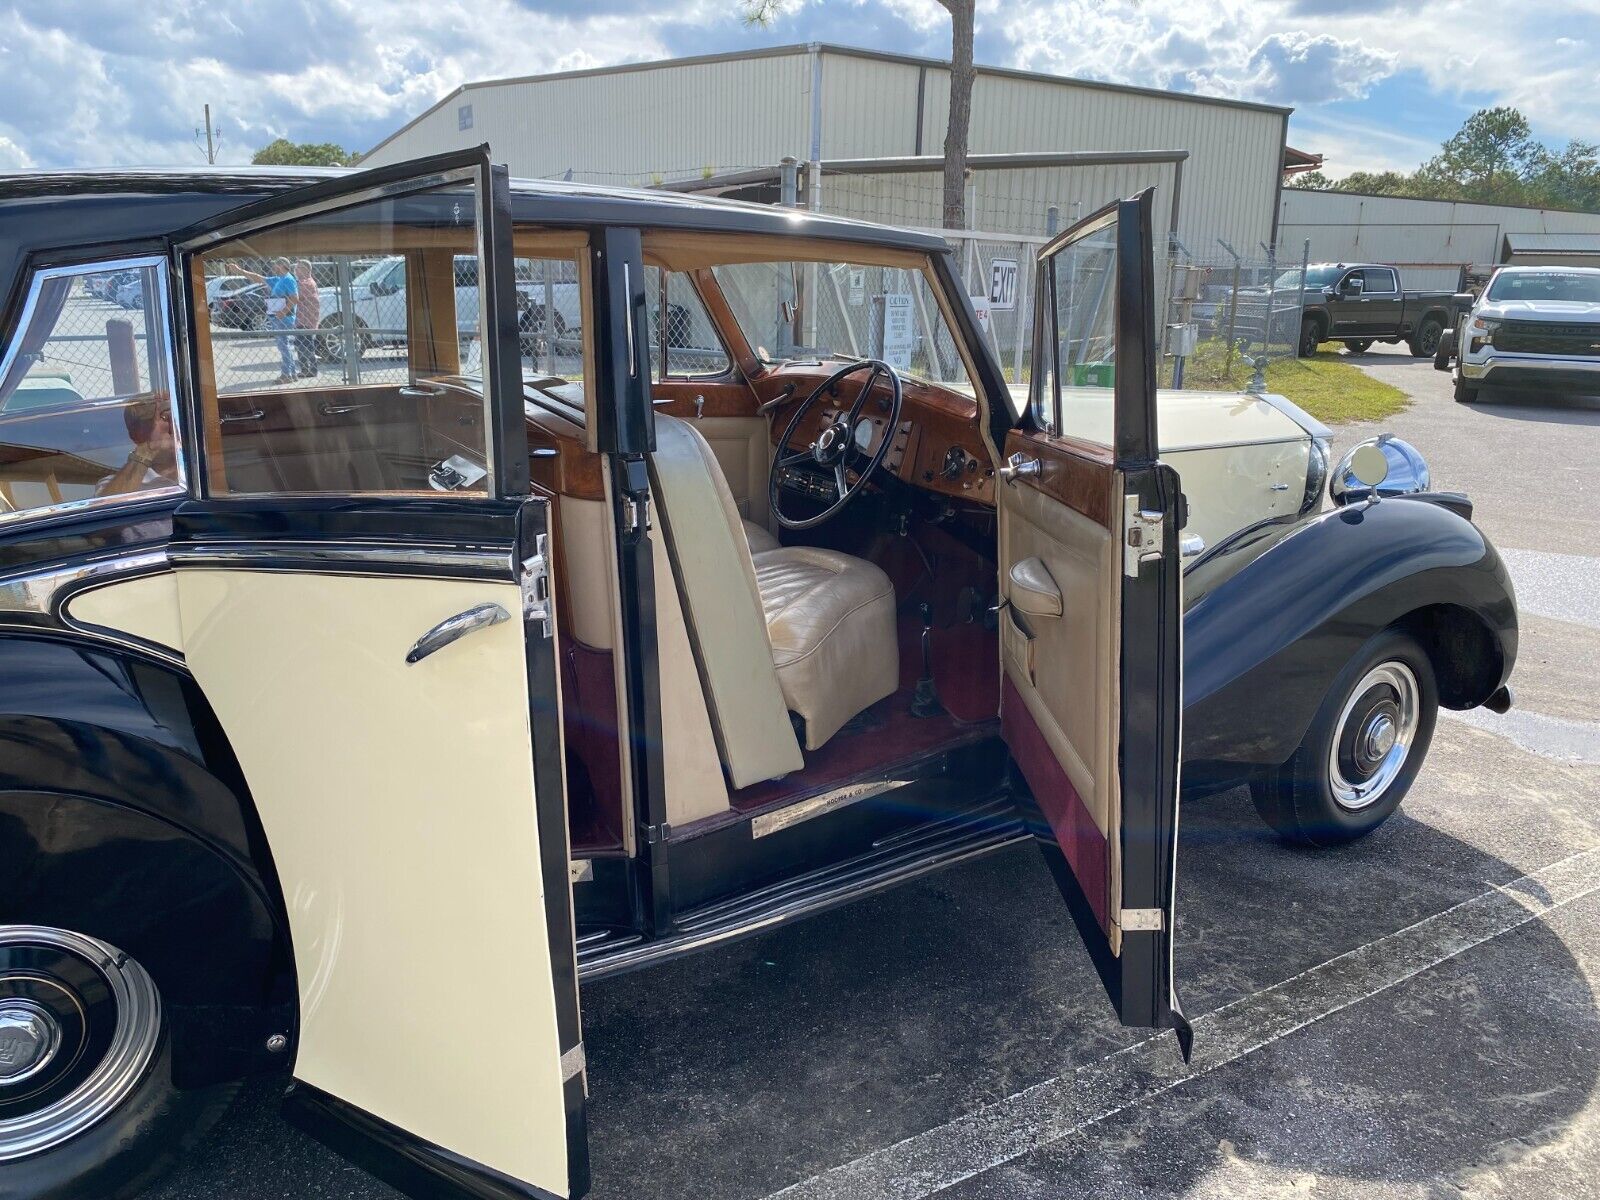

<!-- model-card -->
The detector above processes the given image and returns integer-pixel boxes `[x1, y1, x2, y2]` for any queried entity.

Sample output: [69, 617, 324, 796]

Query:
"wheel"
[0, 927, 238, 1200]
[316, 314, 368, 362]
[1454, 376, 1480, 404]
[1251, 628, 1438, 846]
[1298, 317, 1322, 359]
[1409, 317, 1443, 358]
[1344, 339, 1373, 355]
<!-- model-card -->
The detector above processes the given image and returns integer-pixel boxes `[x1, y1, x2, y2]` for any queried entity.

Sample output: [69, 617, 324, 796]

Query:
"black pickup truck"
[1293, 262, 1466, 359]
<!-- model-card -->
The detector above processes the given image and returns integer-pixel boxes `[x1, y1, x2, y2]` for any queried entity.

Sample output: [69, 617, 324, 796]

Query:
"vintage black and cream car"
[0, 152, 1516, 1200]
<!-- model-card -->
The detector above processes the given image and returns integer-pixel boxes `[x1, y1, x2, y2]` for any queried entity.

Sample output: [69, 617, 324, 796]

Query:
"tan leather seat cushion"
[753, 546, 899, 750]
[742, 519, 780, 554]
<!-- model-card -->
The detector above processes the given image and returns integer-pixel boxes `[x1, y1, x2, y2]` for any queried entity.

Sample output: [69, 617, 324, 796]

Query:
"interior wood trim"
[186, 258, 228, 494]
[648, 380, 758, 420]
[642, 230, 927, 272]
[1005, 428, 1115, 529]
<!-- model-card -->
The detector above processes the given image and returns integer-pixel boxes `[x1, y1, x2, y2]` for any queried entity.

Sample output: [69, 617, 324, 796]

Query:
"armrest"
[1009, 556, 1062, 619]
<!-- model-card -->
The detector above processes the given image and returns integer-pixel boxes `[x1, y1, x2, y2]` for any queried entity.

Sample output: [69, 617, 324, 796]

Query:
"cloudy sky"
[2, 0, 1596, 178]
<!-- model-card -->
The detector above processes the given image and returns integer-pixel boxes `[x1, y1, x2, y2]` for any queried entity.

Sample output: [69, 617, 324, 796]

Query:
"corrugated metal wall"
[820, 52, 1283, 254]
[361, 46, 1282, 253]
[1279, 189, 1600, 290]
[362, 52, 812, 185]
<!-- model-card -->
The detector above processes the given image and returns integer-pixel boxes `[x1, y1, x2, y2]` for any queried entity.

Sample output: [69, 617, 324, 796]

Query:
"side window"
[516, 255, 587, 384]
[643, 268, 730, 380]
[193, 183, 494, 496]
[0, 259, 185, 520]
[1363, 268, 1398, 294]
[1033, 216, 1118, 447]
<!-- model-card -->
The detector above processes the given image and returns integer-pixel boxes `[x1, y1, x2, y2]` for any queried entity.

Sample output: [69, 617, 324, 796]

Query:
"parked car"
[112, 273, 144, 309]
[204, 273, 254, 307]
[1434, 264, 1600, 402]
[1294, 262, 1466, 358]
[0, 154, 1516, 1200]
[209, 280, 267, 329]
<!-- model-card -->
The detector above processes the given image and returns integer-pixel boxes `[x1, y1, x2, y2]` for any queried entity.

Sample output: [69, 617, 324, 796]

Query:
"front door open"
[998, 191, 1188, 1054]
[168, 150, 589, 1199]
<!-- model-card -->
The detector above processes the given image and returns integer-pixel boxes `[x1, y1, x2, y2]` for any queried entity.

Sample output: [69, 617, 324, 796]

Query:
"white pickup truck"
[315, 255, 583, 360]
[1437, 265, 1600, 402]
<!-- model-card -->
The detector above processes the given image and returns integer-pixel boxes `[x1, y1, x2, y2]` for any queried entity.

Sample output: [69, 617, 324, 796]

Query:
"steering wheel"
[769, 359, 904, 530]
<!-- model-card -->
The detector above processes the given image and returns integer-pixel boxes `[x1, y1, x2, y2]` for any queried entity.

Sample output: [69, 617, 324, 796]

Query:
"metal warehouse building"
[1279, 188, 1600, 290]
[360, 42, 1291, 256]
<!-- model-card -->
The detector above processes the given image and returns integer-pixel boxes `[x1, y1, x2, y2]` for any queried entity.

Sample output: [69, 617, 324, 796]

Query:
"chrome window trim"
[166, 540, 515, 579]
[0, 547, 170, 619]
[175, 163, 504, 499]
[0, 255, 189, 530]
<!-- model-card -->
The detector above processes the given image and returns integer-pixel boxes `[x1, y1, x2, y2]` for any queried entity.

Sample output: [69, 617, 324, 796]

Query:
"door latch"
[620, 492, 651, 537]
[520, 532, 553, 639]
[1120, 907, 1164, 932]
[1123, 495, 1165, 578]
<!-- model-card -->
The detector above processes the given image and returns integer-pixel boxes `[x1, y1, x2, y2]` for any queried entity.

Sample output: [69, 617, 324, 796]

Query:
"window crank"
[999, 451, 1041, 482]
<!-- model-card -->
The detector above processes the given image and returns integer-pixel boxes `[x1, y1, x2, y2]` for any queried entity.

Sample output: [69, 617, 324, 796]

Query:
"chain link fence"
[1159, 241, 1311, 389]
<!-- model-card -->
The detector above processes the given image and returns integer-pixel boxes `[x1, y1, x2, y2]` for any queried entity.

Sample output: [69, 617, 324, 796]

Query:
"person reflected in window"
[232, 258, 298, 383]
[97, 397, 177, 496]
[293, 259, 321, 379]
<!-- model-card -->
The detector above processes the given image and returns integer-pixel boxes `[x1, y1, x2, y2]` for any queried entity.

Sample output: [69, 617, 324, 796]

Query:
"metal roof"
[1503, 232, 1600, 256]
[360, 41, 1291, 163]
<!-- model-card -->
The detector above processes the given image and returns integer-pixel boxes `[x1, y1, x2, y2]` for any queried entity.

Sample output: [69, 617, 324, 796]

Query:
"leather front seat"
[752, 545, 899, 751]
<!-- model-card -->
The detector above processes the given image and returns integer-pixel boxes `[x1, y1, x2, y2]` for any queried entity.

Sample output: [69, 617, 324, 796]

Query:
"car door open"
[168, 149, 589, 1200]
[998, 191, 1189, 1056]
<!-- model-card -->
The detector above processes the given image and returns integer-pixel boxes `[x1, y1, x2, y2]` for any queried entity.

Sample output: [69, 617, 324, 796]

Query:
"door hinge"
[643, 821, 672, 845]
[1120, 907, 1164, 932]
[520, 532, 553, 639]
[620, 492, 652, 538]
[560, 1040, 586, 1083]
[1123, 495, 1165, 578]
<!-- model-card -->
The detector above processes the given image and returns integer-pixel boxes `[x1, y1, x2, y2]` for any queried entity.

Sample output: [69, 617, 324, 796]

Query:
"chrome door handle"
[1181, 534, 1206, 559]
[398, 383, 446, 398]
[405, 603, 509, 664]
[1000, 451, 1041, 482]
[219, 407, 265, 423]
[319, 400, 371, 416]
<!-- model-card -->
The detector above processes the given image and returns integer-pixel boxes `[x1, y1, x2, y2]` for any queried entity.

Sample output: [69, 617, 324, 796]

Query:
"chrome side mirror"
[1331, 435, 1430, 504]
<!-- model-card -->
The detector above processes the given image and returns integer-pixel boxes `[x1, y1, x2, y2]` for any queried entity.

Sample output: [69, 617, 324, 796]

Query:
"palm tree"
[741, 1, 975, 230]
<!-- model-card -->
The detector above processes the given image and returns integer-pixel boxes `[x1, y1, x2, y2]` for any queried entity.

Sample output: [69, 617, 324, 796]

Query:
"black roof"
[0, 166, 949, 334]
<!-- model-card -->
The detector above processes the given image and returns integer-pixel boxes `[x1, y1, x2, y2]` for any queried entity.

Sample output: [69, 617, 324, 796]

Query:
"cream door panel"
[693, 416, 772, 528]
[176, 569, 568, 1193]
[65, 571, 183, 653]
[999, 479, 1120, 840]
[556, 497, 618, 650]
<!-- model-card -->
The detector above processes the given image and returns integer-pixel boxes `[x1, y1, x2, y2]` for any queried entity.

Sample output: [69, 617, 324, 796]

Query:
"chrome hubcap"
[0, 999, 61, 1085]
[0, 928, 162, 1162]
[1329, 661, 1420, 811]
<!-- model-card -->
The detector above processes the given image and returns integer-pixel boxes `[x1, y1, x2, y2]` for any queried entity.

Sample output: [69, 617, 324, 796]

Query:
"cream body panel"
[65, 572, 183, 653]
[1165, 438, 1311, 548]
[176, 569, 568, 1193]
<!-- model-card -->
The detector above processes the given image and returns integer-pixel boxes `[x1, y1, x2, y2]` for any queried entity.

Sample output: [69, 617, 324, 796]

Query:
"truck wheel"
[1409, 318, 1443, 358]
[0, 927, 239, 1200]
[316, 315, 369, 362]
[1454, 376, 1481, 404]
[1298, 318, 1322, 359]
[1344, 339, 1373, 355]
[1251, 628, 1438, 846]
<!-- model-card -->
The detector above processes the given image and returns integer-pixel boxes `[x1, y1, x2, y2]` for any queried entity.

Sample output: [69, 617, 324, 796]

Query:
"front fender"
[0, 633, 296, 1087]
[1181, 498, 1518, 771]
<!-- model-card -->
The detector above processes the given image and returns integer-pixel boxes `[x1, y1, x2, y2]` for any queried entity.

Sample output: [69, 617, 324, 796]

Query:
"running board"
[577, 796, 1027, 981]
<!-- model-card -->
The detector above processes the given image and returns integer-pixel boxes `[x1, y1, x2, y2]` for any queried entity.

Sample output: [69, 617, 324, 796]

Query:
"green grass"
[1164, 339, 1411, 424]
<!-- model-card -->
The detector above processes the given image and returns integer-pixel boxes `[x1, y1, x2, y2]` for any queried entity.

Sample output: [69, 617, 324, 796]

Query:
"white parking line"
[1442, 706, 1600, 765]
[764, 847, 1600, 1200]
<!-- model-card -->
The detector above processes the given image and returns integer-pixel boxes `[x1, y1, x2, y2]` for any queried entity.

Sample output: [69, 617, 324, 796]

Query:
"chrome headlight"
[1330, 435, 1430, 505]
[1302, 435, 1331, 516]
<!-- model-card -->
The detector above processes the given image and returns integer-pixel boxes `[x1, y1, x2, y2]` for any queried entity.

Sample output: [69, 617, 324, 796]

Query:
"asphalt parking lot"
[147, 345, 1600, 1200]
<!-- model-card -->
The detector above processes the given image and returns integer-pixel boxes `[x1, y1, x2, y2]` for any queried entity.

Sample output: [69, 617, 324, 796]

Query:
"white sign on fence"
[969, 294, 992, 336]
[848, 268, 865, 307]
[881, 293, 914, 370]
[988, 259, 1019, 310]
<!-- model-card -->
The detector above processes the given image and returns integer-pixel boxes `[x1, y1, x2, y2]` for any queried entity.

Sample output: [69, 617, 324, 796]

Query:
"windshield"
[1487, 271, 1600, 303]
[352, 257, 397, 287]
[712, 259, 971, 390]
[1283, 265, 1341, 290]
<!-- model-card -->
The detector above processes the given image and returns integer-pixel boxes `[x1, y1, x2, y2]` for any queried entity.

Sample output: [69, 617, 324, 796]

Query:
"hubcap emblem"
[1362, 713, 1397, 763]
[0, 999, 61, 1086]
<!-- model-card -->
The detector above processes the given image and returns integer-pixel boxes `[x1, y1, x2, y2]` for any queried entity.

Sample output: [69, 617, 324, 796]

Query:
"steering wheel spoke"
[768, 358, 903, 531]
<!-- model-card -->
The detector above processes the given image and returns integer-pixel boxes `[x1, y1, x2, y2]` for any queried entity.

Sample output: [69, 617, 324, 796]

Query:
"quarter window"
[644, 268, 730, 380]
[1033, 214, 1118, 447]
[0, 259, 185, 521]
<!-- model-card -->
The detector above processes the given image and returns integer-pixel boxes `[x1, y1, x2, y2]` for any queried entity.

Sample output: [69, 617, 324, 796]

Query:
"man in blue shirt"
[234, 258, 299, 382]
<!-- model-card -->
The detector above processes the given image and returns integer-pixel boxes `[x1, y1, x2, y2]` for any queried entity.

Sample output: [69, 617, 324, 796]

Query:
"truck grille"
[1496, 321, 1600, 357]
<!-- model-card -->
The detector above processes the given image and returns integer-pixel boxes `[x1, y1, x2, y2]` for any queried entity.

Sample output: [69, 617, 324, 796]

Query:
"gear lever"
[911, 602, 946, 719]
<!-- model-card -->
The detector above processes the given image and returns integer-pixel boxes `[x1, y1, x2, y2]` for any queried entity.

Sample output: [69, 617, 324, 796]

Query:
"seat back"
[648, 415, 804, 788]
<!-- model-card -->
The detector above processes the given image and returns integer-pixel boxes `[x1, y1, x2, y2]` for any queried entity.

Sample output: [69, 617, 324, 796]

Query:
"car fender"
[0, 634, 296, 1088]
[1181, 497, 1517, 773]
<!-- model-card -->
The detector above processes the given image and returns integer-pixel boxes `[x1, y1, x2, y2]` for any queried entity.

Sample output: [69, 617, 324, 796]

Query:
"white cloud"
[0, 136, 33, 171]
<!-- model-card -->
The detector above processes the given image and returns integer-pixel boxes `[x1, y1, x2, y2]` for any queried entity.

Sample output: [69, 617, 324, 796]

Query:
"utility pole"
[196, 105, 221, 164]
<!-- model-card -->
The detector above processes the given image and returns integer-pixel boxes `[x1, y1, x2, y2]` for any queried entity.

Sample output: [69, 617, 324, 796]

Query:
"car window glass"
[514, 254, 588, 386]
[0, 260, 185, 521]
[643, 268, 730, 380]
[1361, 269, 1396, 293]
[193, 180, 496, 497]
[1035, 215, 1117, 447]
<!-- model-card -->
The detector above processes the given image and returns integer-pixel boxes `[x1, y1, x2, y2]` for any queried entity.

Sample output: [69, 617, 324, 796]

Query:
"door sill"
[576, 794, 1027, 981]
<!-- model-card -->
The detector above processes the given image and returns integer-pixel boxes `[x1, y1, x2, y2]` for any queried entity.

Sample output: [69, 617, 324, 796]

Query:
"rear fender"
[0, 633, 296, 1087]
[1182, 498, 1517, 770]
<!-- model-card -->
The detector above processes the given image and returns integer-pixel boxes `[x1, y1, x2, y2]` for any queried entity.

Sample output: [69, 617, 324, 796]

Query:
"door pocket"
[1002, 604, 1036, 686]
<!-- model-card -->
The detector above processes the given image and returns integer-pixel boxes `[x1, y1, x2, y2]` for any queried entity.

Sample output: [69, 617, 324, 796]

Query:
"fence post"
[1217, 239, 1242, 378]
[1263, 244, 1278, 358]
[1045, 204, 1059, 237]
[780, 157, 799, 208]
[336, 258, 358, 385]
[1011, 241, 1031, 386]
[106, 318, 141, 396]
[1295, 237, 1311, 360]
